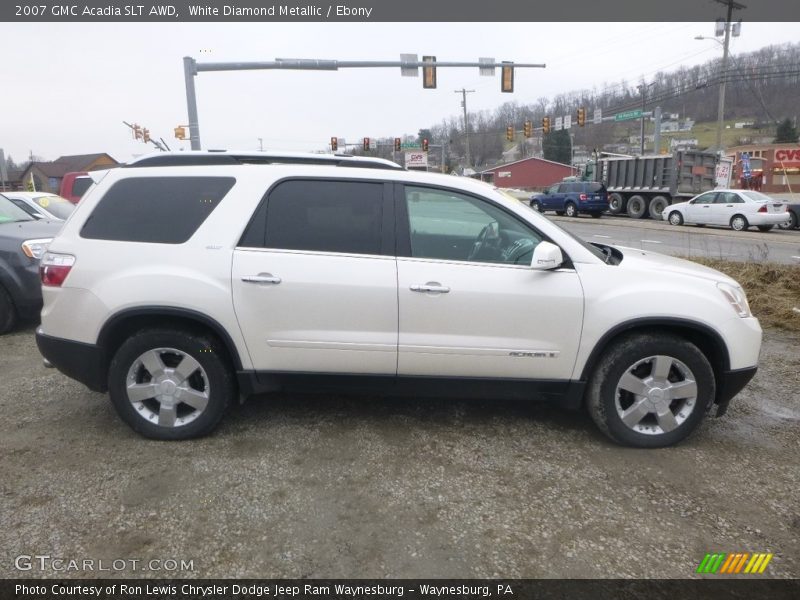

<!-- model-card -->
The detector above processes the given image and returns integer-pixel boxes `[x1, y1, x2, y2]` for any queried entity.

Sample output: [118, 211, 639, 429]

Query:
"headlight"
[21, 238, 53, 260]
[717, 282, 752, 318]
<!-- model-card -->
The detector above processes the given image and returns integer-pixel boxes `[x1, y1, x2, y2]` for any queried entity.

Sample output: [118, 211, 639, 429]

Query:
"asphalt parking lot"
[1, 324, 798, 579]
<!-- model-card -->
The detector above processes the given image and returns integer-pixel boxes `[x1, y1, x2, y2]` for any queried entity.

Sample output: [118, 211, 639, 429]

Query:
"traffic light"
[422, 138, 429, 152]
[577, 107, 586, 127]
[542, 117, 551, 134]
[173, 126, 186, 140]
[506, 125, 514, 142]
[524, 120, 532, 138]
[394, 137, 401, 152]
[422, 55, 437, 89]
[363, 137, 370, 151]
[142, 128, 151, 143]
[501, 62, 514, 93]
[133, 124, 143, 140]
[330, 137, 338, 152]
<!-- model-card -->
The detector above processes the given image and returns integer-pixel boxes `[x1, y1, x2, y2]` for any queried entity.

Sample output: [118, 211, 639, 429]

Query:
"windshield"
[33, 195, 75, 220]
[741, 191, 773, 202]
[72, 177, 93, 197]
[0, 194, 35, 223]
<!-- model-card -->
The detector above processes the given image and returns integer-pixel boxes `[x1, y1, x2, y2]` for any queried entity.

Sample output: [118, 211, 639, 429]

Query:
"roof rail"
[124, 151, 404, 170]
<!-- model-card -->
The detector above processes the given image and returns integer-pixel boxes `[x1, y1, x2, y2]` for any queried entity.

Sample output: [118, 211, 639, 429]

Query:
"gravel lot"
[1, 324, 798, 579]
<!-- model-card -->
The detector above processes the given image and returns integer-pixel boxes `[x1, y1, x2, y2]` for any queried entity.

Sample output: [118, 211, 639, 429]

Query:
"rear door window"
[80, 177, 235, 243]
[241, 179, 383, 255]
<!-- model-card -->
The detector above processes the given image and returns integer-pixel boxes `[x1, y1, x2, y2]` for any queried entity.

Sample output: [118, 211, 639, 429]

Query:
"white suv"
[36, 151, 761, 447]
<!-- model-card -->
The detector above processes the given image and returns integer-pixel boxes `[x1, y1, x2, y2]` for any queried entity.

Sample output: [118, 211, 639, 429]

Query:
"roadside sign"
[564, 114, 572, 129]
[593, 109, 602, 125]
[405, 151, 428, 168]
[715, 157, 733, 188]
[555, 116, 563, 131]
[614, 110, 642, 122]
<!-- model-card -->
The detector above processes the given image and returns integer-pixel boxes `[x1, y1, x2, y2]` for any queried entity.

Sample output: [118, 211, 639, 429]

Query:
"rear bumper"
[36, 329, 108, 392]
[578, 200, 608, 212]
[750, 213, 791, 226]
[715, 366, 757, 417]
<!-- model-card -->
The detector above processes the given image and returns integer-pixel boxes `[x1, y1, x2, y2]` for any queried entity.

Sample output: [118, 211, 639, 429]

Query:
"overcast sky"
[1, 21, 798, 164]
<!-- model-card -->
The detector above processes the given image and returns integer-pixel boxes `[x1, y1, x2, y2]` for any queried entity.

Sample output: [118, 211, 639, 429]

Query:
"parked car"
[2, 192, 76, 221]
[530, 181, 608, 218]
[777, 201, 799, 230]
[664, 190, 790, 231]
[0, 195, 61, 333]
[59, 171, 93, 204]
[37, 151, 760, 447]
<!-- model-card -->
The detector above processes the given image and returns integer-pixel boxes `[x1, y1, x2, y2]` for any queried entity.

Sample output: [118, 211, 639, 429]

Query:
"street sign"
[401, 142, 420, 149]
[614, 110, 642, 122]
[555, 116, 563, 131]
[405, 151, 428, 168]
[593, 108, 602, 125]
[564, 114, 572, 129]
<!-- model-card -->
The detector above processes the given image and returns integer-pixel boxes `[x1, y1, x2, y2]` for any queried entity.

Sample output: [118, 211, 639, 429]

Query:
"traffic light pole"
[182, 56, 545, 150]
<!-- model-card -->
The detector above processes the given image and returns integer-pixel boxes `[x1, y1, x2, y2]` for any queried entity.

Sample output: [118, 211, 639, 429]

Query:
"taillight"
[579, 193, 588, 201]
[758, 204, 767, 213]
[40, 252, 75, 287]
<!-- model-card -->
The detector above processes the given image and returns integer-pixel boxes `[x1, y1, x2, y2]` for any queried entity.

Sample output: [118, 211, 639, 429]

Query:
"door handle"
[242, 273, 282, 284]
[410, 282, 450, 294]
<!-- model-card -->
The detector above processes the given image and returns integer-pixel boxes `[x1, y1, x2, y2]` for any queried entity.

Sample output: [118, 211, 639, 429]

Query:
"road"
[2, 324, 799, 579]
[539, 212, 800, 264]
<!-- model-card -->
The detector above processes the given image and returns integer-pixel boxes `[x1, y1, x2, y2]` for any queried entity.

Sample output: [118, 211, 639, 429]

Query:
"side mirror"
[531, 241, 563, 270]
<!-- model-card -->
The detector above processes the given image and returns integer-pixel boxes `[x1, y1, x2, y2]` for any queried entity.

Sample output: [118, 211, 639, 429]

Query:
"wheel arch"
[579, 318, 730, 404]
[97, 307, 245, 372]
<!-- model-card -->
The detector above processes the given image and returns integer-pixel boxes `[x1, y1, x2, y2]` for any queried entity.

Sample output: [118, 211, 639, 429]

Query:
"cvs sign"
[775, 148, 800, 165]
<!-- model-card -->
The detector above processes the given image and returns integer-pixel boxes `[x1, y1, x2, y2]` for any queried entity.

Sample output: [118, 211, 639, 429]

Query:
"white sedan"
[1, 192, 75, 222]
[664, 189, 791, 232]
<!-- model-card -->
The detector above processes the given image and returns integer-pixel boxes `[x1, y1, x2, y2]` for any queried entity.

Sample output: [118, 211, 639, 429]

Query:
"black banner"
[4, 579, 800, 600]
[2, 0, 800, 22]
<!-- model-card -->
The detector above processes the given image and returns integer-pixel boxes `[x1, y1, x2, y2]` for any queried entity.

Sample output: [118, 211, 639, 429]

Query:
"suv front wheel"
[587, 333, 715, 448]
[108, 328, 236, 440]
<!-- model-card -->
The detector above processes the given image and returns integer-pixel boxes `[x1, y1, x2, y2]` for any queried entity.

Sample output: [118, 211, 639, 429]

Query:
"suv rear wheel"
[587, 333, 714, 448]
[564, 202, 578, 217]
[108, 328, 235, 440]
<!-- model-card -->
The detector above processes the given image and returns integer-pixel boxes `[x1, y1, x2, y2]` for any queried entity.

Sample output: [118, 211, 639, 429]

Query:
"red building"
[477, 156, 575, 191]
[725, 143, 800, 195]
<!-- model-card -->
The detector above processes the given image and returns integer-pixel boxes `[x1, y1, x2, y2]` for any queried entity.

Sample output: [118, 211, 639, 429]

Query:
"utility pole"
[712, 0, 746, 152]
[637, 82, 655, 155]
[455, 88, 475, 169]
[258, 138, 264, 151]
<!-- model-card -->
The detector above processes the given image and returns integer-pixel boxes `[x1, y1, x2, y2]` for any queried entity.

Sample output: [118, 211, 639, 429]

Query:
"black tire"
[587, 333, 715, 448]
[667, 211, 684, 226]
[608, 193, 624, 215]
[565, 202, 578, 218]
[627, 195, 648, 219]
[756, 225, 774, 232]
[589, 212, 603, 219]
[108, 328, 236, 440]
[730, 214, 749, 231]
[777, 211, 797, 230]
[649, 196, 669, 220]
[530, 200, 542, 212]
[0, 285, 17, 335]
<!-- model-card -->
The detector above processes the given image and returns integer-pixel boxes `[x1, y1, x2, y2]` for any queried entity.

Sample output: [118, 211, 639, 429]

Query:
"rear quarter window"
[80, 177, 235, 243]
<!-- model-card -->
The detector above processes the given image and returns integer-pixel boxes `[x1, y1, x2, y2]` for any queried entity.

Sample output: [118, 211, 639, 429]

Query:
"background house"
[20, 153, 118, 193]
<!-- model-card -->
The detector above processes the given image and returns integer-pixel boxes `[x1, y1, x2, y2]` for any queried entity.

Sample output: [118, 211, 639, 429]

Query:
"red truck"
[59, 171, 93, 204]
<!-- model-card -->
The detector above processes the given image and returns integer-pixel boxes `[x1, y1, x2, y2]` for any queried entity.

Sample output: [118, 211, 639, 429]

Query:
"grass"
[686, 258, 800, 332]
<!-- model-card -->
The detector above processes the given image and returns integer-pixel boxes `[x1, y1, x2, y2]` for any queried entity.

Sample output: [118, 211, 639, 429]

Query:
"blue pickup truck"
[530, 181, 608, 218]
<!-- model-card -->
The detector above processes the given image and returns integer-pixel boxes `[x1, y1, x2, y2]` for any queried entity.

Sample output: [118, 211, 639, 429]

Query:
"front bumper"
[36, 329, 108, 392]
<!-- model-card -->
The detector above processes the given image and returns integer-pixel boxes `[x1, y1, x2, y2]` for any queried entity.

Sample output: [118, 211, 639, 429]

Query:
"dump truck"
[591, 150, 719, 220]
